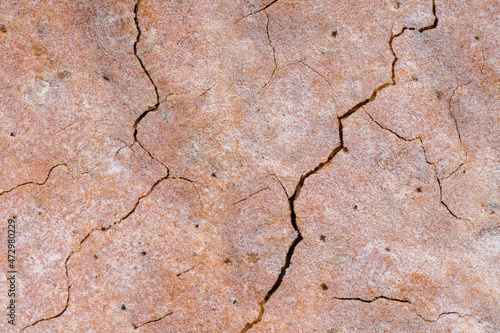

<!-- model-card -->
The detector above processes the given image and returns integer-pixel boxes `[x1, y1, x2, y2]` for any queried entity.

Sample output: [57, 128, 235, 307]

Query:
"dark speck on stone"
[121, 304, 126, 310]
[140, 251, 146, 256]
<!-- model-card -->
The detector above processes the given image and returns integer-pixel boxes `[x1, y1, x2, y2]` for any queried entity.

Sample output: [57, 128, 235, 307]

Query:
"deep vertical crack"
[131, 0, 167, 172]
[241, 4, 441, 329]
[133, 0, 160, 130]
[419, 0, 438, 33]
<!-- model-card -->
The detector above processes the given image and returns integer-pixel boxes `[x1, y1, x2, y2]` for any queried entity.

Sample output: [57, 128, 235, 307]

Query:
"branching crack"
[0, 164, 67, 197]
[235, 0, 279, 24]
[240, 5, 441, 330]
[267, 174, 289, 197]
[132, 311, 174, 330]
[22, 172, 170, 331]
[334, 296, 471, 323]
[365, 109, 472, 225]
[20, 2, 444, 331]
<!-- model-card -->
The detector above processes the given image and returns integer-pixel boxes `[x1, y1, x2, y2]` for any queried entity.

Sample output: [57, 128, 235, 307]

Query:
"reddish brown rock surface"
[0, 0, 499, 332]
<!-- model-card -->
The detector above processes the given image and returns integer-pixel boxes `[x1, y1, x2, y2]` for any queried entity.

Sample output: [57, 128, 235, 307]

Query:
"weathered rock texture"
[0, 0, 499, 332]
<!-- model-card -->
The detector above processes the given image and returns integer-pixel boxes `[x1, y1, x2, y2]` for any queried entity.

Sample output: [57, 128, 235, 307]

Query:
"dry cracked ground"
[0, 0, 499, 332]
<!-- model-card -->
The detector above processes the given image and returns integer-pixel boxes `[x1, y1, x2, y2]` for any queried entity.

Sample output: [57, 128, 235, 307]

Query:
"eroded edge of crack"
[18, 2, 171, 331]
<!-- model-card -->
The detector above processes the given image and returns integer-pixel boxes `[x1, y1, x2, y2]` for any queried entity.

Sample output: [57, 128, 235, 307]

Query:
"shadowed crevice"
[240, 4, 442, 329]
[334, 296, 411, 303]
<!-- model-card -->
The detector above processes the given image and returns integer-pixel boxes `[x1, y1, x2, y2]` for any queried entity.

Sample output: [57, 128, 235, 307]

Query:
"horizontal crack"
[334, 295, 411, 303]
[0, 164, 67, 197]
[416, 311, 472, 323]
[334, 296, 471, 323]
[333, 296, 472, 323]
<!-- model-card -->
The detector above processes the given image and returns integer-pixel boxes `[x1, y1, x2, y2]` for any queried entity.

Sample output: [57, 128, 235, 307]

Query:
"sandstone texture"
[0, 0, 499, 332]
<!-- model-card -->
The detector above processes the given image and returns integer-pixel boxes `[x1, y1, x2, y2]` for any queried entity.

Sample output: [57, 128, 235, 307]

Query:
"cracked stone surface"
[0, 0, 499, 332]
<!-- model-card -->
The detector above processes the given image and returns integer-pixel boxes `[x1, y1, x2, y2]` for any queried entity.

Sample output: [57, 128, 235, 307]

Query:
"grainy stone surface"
[0, 0, 499, 332]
